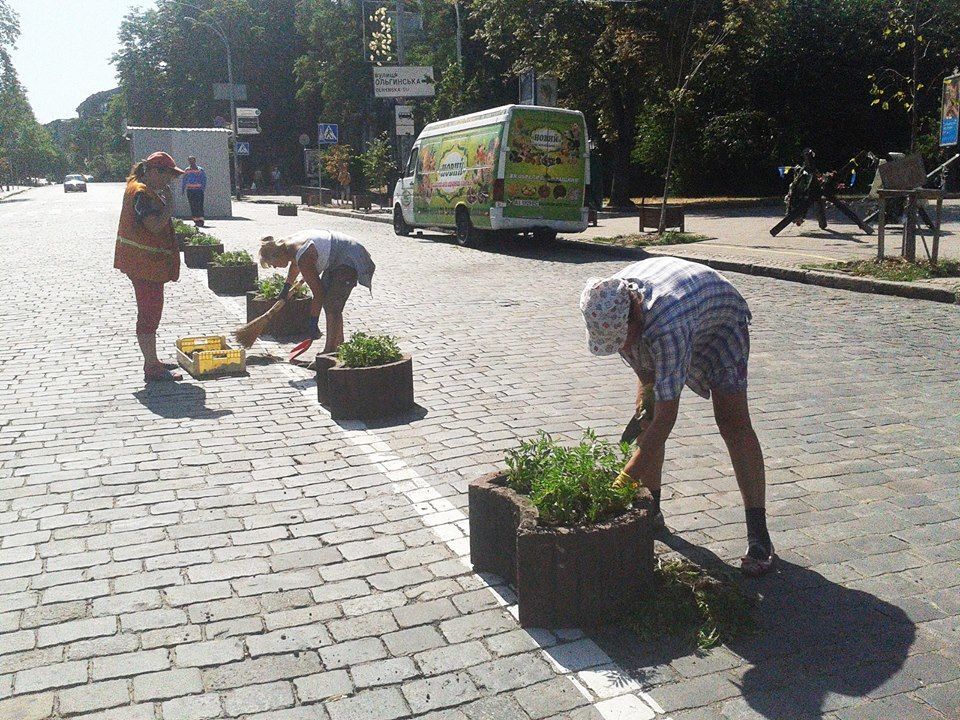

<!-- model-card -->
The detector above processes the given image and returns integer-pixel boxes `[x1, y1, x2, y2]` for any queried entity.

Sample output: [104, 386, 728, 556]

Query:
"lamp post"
[169, 0, 243, 200]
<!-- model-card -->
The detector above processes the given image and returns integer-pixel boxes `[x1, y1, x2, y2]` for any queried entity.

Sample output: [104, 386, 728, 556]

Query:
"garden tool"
[288, 337, 316, 363]
[233, 280, 304, 348]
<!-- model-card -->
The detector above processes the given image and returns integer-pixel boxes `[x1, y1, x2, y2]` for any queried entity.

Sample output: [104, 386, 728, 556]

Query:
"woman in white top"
[258, 229, 376, 354]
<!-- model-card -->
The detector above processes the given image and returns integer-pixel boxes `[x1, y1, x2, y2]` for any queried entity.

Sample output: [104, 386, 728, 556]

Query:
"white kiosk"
[127, 126, 233, 219]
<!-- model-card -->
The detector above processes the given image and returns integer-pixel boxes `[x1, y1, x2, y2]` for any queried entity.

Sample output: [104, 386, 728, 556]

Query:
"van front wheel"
[455, 208, 476, 247]
[393, 206, 412, 236]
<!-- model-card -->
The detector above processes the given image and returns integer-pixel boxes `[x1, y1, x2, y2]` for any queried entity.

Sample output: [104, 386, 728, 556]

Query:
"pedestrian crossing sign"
[318, 123, 339, 145]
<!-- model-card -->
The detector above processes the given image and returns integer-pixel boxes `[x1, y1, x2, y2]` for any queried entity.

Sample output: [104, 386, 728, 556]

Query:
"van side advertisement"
[504, 108, 585, 221]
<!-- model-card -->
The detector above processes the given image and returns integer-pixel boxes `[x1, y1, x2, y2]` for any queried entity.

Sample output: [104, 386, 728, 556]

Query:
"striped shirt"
[616, 257, 752, 402]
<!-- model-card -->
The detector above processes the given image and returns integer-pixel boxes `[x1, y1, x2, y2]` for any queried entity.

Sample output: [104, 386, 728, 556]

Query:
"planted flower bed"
[245, 274, 312, 337]
[278, 203, 299, 216]
[469, 432, 655, 628]
[314, 333, 414, 421]
[183, 233, 224, 269]
[174, 219, 197, 250]
[207, 250, 258, 295]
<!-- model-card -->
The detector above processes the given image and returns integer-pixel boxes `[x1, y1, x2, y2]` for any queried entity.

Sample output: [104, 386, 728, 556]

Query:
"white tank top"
[293, 229, 333, 274]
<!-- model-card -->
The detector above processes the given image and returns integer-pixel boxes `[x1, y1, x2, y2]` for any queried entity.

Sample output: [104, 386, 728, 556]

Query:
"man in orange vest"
[180, 156, 207, 227]
[114, 151, 184, 382]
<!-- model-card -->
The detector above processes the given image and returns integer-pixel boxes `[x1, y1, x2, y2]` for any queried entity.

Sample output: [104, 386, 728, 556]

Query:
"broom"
[233, 280, 304, 348]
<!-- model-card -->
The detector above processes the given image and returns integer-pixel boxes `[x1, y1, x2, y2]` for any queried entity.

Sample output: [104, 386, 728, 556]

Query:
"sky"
[9, 0, 147, 124]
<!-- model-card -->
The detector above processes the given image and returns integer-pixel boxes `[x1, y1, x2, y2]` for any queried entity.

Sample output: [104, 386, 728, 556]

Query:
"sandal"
[741, 543, 775, 577]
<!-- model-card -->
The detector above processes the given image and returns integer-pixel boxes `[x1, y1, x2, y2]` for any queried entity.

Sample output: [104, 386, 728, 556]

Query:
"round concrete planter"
[207, 263, 258, 295]
[314, 354, 415, 422]
[183, 243, 224, 269]
[469, 472, 655, 628]
[245, 292, 313, 338]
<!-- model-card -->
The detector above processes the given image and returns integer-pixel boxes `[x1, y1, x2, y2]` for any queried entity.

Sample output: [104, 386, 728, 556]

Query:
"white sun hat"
[579, 276, 632, 356]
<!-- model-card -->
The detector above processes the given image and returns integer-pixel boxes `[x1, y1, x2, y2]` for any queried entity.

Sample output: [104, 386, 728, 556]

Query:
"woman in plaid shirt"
[580, 256, 773, 576]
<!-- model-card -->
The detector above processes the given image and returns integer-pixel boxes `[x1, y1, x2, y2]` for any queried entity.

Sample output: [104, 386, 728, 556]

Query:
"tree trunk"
[607, 86, 637, 208]
[658, 108, 681, 234]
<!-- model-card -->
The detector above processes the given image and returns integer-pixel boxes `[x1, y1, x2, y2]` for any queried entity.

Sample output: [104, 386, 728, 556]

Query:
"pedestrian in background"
[180, 156, 207, 227]
[258, 228, 375, 355]
[114, 151, 184, 382]
[271, 166, 283, 195]
[580, 257, 773, 576]
[253, 168, 264, 193]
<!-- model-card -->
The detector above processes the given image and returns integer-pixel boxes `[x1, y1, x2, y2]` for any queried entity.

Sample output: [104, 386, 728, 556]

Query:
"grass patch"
[629, 557, 756, 651]
[336, 332, 403, 368]
[803, 258, 960, 282]
[505, 431, 634, 527]
[591, 232, 711, 248]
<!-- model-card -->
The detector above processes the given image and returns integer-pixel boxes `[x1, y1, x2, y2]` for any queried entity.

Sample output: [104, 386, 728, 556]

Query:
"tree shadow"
[593, 534, 916, 720]
[133, 382, 233, 420]
[409, 229, 645, 265]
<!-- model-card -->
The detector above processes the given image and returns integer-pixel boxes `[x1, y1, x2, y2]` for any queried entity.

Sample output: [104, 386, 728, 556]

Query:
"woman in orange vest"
[114, 152, 184, 382]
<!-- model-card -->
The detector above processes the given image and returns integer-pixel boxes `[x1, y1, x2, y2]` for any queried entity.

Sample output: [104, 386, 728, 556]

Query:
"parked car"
[64, 174, 87, 193]
[84, 175, 94, 183]
[392, 104, 591, 247]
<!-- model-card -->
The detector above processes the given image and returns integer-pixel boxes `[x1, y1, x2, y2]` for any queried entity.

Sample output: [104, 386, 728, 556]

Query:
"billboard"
[941, 74, 959, 147]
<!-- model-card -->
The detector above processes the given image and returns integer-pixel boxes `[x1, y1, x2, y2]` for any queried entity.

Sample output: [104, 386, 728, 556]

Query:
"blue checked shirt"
[616, 257, 752, 402]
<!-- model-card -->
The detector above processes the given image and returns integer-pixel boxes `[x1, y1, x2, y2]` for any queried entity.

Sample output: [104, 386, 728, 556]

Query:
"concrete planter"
[245, 292, 313, 338]
[183, 243, 224, 269]
[469, 472, 655, 628]
[278, 204, 299, 216]
[315, 354, 415, 422]
[207, 263, 258, 295]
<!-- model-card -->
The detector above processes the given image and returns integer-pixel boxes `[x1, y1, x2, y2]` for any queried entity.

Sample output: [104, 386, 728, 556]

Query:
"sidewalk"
[286, 197, 960, 304]
[0, 186, 30, 202]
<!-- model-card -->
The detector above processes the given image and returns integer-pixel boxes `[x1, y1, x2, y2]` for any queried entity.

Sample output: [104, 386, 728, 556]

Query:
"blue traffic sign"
[318, 123, 339, 145]
[236, 142, 251, 156]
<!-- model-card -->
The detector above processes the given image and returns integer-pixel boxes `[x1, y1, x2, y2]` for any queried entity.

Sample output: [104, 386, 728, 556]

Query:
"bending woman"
[114, 152, 184, 382]
[258, 229, 376, 354]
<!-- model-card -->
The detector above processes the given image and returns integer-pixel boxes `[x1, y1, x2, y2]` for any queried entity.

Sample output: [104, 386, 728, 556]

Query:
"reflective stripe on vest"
[117, 235, 177, 257]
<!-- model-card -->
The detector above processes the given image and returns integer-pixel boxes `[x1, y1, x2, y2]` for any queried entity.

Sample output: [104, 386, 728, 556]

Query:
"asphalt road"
[0, 184, 958, 720]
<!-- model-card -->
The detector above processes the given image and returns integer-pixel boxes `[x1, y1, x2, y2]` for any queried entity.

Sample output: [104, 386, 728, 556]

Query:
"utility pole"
[395, 0, 409, 169]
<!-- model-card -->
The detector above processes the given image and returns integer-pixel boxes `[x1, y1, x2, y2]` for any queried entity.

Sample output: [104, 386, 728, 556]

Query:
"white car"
[64, 174, 87, 193]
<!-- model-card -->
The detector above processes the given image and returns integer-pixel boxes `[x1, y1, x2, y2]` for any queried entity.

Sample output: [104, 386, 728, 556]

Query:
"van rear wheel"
[393, 206, 411, 236]
[455, 208, 477, 247]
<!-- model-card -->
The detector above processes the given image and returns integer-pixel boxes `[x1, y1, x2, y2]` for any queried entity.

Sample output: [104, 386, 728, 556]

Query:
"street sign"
[236, 142, 251, 156]
[318, 123, 339, 145]
[298, 133, 311, 147]
[373, 66, 435, 98]
[236, 108, 261, 135]
[213, 83, 247, 101]
[395, 105, 415, 136]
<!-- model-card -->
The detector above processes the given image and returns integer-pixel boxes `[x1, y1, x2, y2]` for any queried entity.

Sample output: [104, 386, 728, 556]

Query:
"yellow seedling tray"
[176, 335, 246, 379]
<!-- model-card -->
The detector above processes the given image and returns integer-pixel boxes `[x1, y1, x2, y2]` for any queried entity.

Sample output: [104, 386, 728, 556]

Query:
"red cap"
[144, 151, 185, 175]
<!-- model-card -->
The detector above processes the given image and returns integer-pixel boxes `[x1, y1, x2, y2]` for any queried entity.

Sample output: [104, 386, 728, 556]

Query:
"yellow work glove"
[613, 470, 640, 494]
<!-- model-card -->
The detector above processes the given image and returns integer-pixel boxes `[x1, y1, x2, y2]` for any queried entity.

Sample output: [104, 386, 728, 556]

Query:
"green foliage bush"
[186, 233, 221, 247]
[257, 273, 310, 300]
[173, 219, 196, 237]
[358, 132, 394, 191]
[209, 250, 254, 267]
[336, 332, 403, 368]
[504, 431, 634, 527]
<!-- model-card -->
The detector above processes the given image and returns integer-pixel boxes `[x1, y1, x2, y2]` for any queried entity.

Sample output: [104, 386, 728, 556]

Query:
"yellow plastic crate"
[176, 335, 246, 379]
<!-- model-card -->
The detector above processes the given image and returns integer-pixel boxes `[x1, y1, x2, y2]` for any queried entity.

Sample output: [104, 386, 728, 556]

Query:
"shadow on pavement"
[594, 534, 916, 720]
[409, 230, 645, 264]
[360, 403, 429, 429]
[133, 383, 233, 419]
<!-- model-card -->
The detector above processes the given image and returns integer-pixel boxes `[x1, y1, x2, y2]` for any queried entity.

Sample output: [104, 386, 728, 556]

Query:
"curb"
[0, 188, 29, 202]
[295, 203, 960, 304]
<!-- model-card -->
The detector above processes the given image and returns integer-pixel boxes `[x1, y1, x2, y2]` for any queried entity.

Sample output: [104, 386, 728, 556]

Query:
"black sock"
[651, 488, 661, 516]
[745, 507, 771, 553]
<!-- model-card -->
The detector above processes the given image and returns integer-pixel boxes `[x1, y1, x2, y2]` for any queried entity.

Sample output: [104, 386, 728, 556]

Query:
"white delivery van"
[392, 104, 591, 246]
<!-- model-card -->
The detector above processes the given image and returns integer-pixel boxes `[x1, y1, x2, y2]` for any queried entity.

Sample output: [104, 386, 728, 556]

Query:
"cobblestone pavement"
[1, 184, 958, 720]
